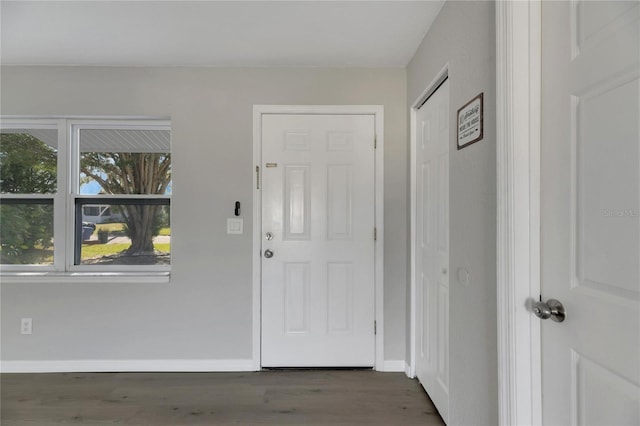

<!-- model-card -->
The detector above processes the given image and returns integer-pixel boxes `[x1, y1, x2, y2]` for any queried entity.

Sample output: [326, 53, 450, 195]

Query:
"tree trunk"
[124, 205, 158, 255]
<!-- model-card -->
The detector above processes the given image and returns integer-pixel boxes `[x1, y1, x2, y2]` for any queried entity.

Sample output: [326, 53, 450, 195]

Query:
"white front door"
[415, 78, 449, 423]
[541, 1, 639, 424]
[260, 113, 376, 367]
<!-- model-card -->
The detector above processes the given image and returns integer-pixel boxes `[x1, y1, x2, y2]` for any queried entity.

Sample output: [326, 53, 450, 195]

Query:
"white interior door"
[415, 79, 449, 423]
[541, 2, 639, 424]
[261, 113, 376, 367]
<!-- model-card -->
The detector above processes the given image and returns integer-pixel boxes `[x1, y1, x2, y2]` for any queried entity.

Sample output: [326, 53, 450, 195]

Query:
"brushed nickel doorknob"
[533, 298, 566, 322]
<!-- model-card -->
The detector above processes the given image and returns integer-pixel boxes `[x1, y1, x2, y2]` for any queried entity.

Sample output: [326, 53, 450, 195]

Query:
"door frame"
[409, 65, 449, 379]
[496, 1, 542, 425]
[252, 105, 385, 371]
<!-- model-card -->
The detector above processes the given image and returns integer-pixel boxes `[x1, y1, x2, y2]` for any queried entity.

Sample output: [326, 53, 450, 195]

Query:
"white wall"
[0, 67, 407, 365]
[407, 1, 498, 425]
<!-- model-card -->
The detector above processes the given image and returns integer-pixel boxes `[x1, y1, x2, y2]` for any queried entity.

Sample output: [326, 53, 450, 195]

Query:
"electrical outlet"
[21, 318, 32, 335]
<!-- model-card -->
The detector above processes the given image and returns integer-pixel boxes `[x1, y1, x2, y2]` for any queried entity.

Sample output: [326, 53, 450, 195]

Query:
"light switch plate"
[227, 218, 243, 235]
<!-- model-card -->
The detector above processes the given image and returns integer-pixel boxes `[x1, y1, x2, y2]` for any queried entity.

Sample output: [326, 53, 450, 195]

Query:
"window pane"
[0, 129, 58, 194]
[0, 202, 54, 265]
[79, 129, 171, 195]
[78, 203, 170, 266]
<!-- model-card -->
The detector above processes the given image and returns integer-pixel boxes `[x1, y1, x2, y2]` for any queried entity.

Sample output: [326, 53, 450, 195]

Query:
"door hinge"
[374, 227, 377, 241]
[374, 134, 377, 149]
[256, 165, 260, 190]
[374, 320, 377, 335]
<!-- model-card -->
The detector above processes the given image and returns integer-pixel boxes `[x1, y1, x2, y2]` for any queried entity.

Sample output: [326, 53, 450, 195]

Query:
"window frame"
[0, 117, 171, 277]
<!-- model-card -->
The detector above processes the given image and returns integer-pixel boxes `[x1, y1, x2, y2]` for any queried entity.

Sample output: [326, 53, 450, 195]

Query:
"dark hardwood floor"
[1, 369, 445, 425]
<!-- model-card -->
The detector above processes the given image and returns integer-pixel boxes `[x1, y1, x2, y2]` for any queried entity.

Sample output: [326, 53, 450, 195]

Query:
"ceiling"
[0, 0, 445, 68]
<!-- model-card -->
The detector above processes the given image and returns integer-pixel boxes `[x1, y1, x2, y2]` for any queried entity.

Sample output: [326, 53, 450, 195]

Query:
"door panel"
[327, 165, 353, 240]
[283, 262, 310, 334]
[541, 2, 639, 424]
[283, 165, 310, 240]
[327, 262, 353, 334]
[415, 79, 449, 423]
[261, 114, 375, 367]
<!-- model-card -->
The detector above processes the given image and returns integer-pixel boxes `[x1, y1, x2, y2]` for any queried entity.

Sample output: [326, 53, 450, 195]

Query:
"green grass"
[81, 242, 170, 259]
[154, 243, 170, 252]
[93, 223, 171, 236]
[1, 238, 170, 263]
[82, 243, 129, 258]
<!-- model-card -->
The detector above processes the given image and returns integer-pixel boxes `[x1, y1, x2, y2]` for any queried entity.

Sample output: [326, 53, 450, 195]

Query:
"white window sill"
[0, 272, 170, 284]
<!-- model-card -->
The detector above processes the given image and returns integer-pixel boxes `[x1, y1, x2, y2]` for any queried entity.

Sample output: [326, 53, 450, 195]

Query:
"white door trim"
[496, 2, 542, 425]
[252, 105, 385, 371]
[409, 65, 449, 379]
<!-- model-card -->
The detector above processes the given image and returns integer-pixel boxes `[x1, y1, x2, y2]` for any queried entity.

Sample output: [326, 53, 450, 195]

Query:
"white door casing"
[253, 106, 384, 369]
[540, 1, 639, 424]
[496, 1, 543, 424]
[414, 78, 450, 423]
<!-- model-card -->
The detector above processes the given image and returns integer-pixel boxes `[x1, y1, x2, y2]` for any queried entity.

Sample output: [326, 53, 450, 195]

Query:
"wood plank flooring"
[1, 370, 446, 425]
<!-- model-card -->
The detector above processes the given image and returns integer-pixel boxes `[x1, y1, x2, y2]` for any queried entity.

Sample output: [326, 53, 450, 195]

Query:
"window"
[0, 119, 171, 276]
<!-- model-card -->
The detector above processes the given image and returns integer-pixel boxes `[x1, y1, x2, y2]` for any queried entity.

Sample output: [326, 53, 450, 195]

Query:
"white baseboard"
[381, 360, 405, 372]
[2, 359, 409, 374]
[0, 359, 256, 373]
[404, 361, 414, 378]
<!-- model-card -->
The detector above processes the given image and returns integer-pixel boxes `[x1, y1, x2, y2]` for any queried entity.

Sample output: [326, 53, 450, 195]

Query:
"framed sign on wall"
[457, 92, 483, 150]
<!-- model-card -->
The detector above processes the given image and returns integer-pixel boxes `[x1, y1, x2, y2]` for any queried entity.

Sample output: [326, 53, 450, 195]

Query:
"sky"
[80, 180, 102, 195]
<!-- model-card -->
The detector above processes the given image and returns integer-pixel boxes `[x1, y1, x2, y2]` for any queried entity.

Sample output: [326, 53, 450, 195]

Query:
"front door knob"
[533, 298, 566, 322]
[264, 249, 274, 259]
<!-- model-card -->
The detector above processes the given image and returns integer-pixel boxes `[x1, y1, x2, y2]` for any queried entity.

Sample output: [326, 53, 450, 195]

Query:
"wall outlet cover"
[21, 318, 33, 335]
